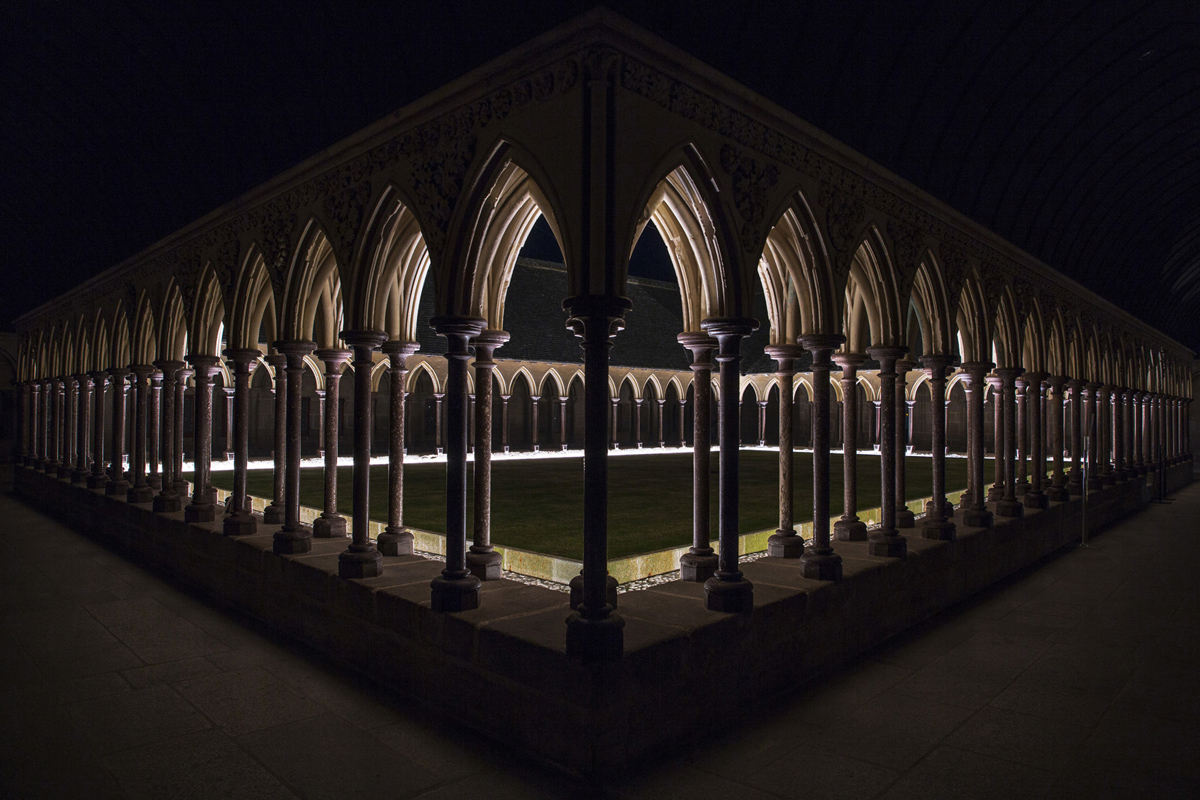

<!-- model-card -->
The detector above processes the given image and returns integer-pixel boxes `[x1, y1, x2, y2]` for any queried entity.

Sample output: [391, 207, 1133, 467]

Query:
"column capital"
[865, 344, 908, 371]
[265, 352, 287, 368]
[223, 348, 260, 370]
[185, 353, 223, 378]
[919, 353, 958, 373]
[798, 333, 845, 358]
[833, 351, 867, 372]
[1022, 370, 1049, 384]
[313, 348, 353, 371]
[701, 316, 759, 341]
[993, 365, 1024, 383]
[107, 366, 131, 380]
[273, 339, 318, 358]
[1046, 374, 1067, 390]
[428, 317, 485, 345]
[958, 360, 994, 381]
[129, 363, 157, 379]
[678, 331, 718, 369]
[471, 329, 510, 367]
[764, 343, 804, 371]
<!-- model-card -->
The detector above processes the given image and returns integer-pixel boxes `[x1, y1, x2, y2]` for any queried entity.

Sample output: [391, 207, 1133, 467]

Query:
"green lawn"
[209, 452, 990, 560]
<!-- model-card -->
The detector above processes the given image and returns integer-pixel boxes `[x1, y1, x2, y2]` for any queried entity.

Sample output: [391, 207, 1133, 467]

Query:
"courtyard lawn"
[209, 452, 988, 560]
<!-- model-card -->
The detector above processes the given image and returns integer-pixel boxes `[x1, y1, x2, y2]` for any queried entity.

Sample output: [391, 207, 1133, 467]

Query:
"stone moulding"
[12, 463, 1193, 777]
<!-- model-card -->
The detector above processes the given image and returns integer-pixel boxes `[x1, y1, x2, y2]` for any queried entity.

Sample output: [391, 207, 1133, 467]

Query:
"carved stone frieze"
[719, 144, 780, 253]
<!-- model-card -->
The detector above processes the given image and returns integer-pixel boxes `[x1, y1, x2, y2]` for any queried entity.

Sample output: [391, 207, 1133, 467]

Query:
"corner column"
[105, 369, 130, 496]
[833, 353, 867, 540]
[183, 356, 220, 523]
[959, 362, 994, 527]
[921, 354, 957, 539]
[766, 344, 804, 556]
[378, 341, 419, 556]
[312, 349, 351, 539]
[338, 331, 386, 579]
[799, 334, 844, 580]
[151, 362, 182, 510]
[73, 374, 92, 483]
[468, 330, 509, 580]
[127, 365, 156, 503]
[996, 367, 1025, 518]
[263, 354, 288, 525]
[678, 333, 718, 581]
[223, 349, 260, 535]
[867, 346, 908, 556]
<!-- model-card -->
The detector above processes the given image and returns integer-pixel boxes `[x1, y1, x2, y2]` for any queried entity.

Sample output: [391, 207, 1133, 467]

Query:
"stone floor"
[1, 465, 1197, 799]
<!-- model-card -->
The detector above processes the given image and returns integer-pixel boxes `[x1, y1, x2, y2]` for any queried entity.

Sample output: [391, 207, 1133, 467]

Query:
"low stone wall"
[13, 459, 1193, 777]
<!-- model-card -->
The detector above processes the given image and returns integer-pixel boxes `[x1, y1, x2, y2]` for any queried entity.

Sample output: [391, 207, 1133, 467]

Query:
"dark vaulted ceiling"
[3, 0, 1199, 353]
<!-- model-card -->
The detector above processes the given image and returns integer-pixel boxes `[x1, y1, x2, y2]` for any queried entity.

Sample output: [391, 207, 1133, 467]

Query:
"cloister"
[9, 10, 1194, 774]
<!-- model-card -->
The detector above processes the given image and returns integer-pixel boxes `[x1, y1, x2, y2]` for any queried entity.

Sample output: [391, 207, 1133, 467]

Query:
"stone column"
[14, 382, 25, 466]
[468, 330, 509, 580]
[564, 296, 629, 661]
[834, 352, 868, 540]
[1098, 386, 1115, 486]
[222, 387, 235, 461]
[1124, 391, 1135, 474]
[867, 345, 908, 556]
[378, 341, 419, 557]
[1111, 387, 1126, 480]
[87, 373, 108, 489]
[1132, 391, 1145, 474]
[43, 378, 55, 472]
[986, 376, 1005, 502]
[1024, 371, 1048, 509]
[338, 332, 386, 579]
[152, 362, 182, 511]
[1067, 380, 1084, 494]
[656, 399, 666, 448]
[105, 369, 130, 495]
[799, 334, 844, 580]
[428, 318, 484, 610]
[172, 367, 191, 498]
[311, 349, 351, 538]
[73, 374, 92, 483]
[894, 362, 916, 527]
[996, 367, 1024, 518]
[48, 377, 62, 476]
[677, 393, 686, 446]
[60, 376, 77, 480]
[921, 354, 957, 539]
[314, 389, 326, 458]
[221, 349, 260, 535]
[183, 356, 220, 522]
[872, 399, 881, 450]
[756, 399, 768, 447]
[27, 382, 40, 468]
[271, 342, 315, 552]
[531, 396, 541, 452]
[264, 354, 288, 525]
[127, 365, 156, 503]
[559, 397, 569, 450]
[766, 344, 804, 556]
[609, 397, 619, 450]
[959, 362, 994, 528]
[1144, 392, 1154, 469]
[434, 393, 446, 454]
[1046, 376, 1069, 501]
[1015, 377, 1029, 494]
[148, 369, 162, 490]
[633, 398, 644, 447]
[697, 318, 758, 611]
[1084, 383, 1103, 491]
[678, 333, 718, 581]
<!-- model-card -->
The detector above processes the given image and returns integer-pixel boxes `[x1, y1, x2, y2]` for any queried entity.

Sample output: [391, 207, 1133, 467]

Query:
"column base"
[172, 479, 190, 497]
[1067, 480, 1083, 496]
[70, 468, 88, 484]
[766, 531, 805, 558]
[1016, 480, 1030, 495]
[87, 473, 108, 490]
[263, 503, 285, 525]
[430, 572, 482, 612]
[833, 517, 868, 541]
[148, 475, 162, 491]
[921, 519, 956, 541]
[868, 531, 907, 558]
[1046, 486, 1070, 502]
[184, 502, 215, 523]
[961, 506, 993, 528]
[565, 610, 624, 662]
[1024, 491, 1049, 509]
[925, 499, 954, 519]
[127, 485, 155, 504]
[569, 574, 618, 610]
[679, 549, 718, 582]
[1086, 477, 1103, 492]
[995, 499, 1024, 518]
[799, 548, 842, 581]
[272, 526, 312, 555]
[986, 486, 1004, 502]
[377, 527, 415, 557]
[105, 479, 130, 496]
[153, 491, 182, 513]
[466, 547, 503, 581]
[312, 514, 347, 539]
[338, 546, 383, 579]
[223, 513, 258, 537]
[895, 508, 916, 528]
[57, 465, 73, 480]
[704, 573, 754, 613]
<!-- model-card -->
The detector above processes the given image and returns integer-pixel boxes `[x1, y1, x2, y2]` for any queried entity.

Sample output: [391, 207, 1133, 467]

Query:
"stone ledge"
[11, 460, 1193, 777]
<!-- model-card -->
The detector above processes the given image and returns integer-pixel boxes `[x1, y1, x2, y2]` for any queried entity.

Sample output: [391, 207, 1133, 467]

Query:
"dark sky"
[4, 1, 1198, 353]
